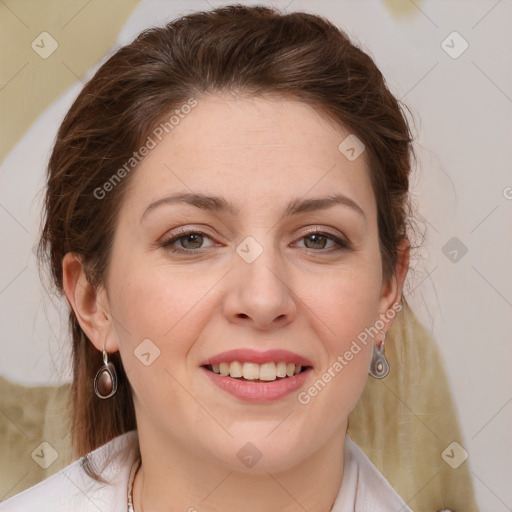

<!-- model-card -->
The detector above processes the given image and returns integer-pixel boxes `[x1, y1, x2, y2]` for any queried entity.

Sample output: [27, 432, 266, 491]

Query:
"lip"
[200, 349, 313, 367]
[201, 366, 312, 403]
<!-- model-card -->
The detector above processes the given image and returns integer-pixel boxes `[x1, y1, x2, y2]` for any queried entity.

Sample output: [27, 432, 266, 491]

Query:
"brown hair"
[38, 4, 413, 466]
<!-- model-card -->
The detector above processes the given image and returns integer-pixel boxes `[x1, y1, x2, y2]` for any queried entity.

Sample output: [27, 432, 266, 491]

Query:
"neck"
[132, 423, 346, 512]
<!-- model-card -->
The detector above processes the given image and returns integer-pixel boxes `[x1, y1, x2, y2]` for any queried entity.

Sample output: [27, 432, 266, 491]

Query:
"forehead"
[122, 93, 376, 218]
[164, 93, 354, 164]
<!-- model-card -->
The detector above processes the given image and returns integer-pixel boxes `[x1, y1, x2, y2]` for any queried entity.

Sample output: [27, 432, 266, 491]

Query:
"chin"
[204, 428, 320, 475]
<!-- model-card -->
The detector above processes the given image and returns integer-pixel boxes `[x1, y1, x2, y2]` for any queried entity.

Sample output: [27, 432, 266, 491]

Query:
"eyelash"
[160, 229, 351, 255]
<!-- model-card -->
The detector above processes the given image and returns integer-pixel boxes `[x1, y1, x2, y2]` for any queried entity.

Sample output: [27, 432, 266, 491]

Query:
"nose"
[223, 242, 297, 331]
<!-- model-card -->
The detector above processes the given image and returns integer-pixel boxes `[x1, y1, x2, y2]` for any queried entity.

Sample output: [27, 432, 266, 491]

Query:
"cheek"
[107, 260, 217, 372]
[297, 267, 382, 407]
[107, 262, 220, 423]
[304, 264, 383, 345]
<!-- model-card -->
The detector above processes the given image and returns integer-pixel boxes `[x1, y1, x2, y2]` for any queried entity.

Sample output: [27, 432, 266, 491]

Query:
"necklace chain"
[127, 457, 142, 512]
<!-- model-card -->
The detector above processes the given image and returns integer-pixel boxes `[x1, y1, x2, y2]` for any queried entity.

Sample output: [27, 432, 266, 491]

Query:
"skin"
[63, 92, 409, 512]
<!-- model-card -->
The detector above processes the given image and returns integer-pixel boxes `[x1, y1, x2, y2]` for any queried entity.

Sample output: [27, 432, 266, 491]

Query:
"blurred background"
[1, 0, 511, 509]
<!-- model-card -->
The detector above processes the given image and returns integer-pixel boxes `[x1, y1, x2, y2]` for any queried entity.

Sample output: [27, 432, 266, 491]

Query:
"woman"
[2, 5, 416, 510]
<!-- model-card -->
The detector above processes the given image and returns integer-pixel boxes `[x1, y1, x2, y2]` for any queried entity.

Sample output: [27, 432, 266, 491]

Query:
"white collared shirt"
[0, 430, 412, 511]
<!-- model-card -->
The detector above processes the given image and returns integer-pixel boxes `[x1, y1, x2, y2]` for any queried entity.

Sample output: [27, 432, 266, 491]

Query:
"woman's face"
[101, 93, 402, 472]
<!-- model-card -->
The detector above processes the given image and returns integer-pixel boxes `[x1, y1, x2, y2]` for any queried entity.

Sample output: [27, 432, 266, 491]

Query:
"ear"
[377, 237, 411, 329]
[62, 252, 119, 354]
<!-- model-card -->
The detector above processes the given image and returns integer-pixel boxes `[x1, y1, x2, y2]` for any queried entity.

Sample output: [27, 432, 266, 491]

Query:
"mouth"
[200, 349, 313, 402]
[202, 361, 311, 382]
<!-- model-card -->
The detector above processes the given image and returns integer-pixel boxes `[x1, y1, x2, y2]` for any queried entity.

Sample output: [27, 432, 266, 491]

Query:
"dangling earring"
[369, 330, 390, 379]
[94, 345, 118, 399]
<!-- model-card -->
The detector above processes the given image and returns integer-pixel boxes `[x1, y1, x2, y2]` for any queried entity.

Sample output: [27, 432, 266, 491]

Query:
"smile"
[205, 361, 308, 382]
[200, 349, 313, 402]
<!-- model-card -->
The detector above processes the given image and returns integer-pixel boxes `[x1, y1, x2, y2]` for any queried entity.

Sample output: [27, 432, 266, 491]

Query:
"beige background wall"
[0, 0, 139, 161]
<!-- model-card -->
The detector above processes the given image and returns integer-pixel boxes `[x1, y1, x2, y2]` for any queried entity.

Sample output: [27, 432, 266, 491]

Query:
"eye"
[295, 230, 349, 252]
[161, 230, 216, 253]
[160, 228, 350, 255]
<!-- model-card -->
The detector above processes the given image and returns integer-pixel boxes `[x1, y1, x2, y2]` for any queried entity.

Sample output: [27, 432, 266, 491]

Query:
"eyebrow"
[140, 192, 366, 222]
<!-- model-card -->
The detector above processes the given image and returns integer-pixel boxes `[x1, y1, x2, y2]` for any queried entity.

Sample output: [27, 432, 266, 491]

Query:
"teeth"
[208, 361, 306, 381]
[229, 361, 243, 378]
[276, 361, 287, 378]
[259, 362, 276, 381]
[242, 362, 260, 380]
